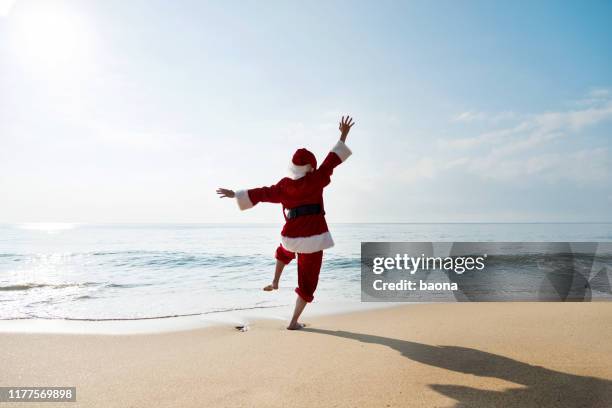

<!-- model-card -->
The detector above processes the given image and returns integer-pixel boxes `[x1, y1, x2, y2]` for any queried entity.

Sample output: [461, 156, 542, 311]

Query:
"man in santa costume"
[216, 115, 355, 330]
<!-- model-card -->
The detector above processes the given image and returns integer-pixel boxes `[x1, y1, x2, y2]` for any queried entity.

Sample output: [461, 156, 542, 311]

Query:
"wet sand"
[1, 303, 611, 407]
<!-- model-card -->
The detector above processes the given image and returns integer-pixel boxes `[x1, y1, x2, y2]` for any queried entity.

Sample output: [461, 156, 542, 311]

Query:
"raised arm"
[314, 115, 355, 186]
[339, 115, 354, 143]
[216, 181, 284, 211]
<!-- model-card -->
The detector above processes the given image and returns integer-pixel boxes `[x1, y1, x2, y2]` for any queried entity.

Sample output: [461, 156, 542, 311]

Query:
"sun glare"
[9, 3, 91, 68]
[0, 0, 17, 17]
[20, 222, 77, 233]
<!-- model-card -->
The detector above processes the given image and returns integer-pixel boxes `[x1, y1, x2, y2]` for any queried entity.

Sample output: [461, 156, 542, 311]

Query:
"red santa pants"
[275, 244, 323, 303]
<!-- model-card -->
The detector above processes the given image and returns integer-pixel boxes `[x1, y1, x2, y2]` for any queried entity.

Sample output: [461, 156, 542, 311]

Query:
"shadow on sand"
[304, 328, 612, 407]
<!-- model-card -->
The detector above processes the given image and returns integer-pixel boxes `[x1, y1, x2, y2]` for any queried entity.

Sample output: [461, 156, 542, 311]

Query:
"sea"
[1, 223, 611, 333]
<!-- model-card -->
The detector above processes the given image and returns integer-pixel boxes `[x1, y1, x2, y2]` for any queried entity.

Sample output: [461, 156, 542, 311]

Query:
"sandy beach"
[1, 303, 612, 407]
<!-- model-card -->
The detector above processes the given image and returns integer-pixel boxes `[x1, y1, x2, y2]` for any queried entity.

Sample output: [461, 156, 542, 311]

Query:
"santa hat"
[288, 148, 317, 180]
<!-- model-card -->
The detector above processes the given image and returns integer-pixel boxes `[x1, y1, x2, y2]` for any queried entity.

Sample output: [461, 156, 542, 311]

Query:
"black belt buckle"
[285, 208, 296, 220]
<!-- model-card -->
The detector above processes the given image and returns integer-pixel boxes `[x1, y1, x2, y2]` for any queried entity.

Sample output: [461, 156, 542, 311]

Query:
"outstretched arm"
[216, 182, 283, 211]
[339, 115, 355, 143]
[216, 188, 235, 198]
[314, 115, 355, 186]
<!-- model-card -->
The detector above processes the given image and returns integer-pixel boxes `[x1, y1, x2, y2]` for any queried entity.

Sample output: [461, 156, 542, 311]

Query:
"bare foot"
[286, 322, 306, 330]
[263, 281, 279, 291]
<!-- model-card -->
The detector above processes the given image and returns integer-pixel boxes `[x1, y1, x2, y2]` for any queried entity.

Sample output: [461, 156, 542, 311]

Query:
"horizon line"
[2, 221, 612, 226]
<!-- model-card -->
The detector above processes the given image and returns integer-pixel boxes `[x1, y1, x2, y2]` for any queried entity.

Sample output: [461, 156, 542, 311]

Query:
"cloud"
[575, 88, 612, 107]
[398, 157, 437, 183]
[453, 111, 486, 122]
[0, 0, 17, 17]
[534, 103, 612, 133]
[438, 90, 612, 183]
[588, 88, 610, 99]
[465, 147, 609, 183]
[446, 97, 612, 152]
[452, 110, 516, 123]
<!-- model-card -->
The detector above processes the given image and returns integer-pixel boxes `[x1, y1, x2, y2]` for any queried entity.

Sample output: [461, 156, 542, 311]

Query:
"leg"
[288, 250, 323, 330]
[264, 245, 295, 291]
[287, 296, 307, 330]
[263, 259, 287, 291]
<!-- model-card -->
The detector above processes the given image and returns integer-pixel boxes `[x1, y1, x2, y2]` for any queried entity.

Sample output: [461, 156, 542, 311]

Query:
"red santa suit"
[234, 140, 352, 302]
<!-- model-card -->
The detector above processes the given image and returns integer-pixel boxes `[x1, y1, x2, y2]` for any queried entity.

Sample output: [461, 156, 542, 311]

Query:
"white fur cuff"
[235, 189, 254, 210]
[331, 140, 352, 162]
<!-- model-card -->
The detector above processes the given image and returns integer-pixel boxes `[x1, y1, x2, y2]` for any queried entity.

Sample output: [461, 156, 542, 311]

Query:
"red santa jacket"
[235, 140, 352, 253]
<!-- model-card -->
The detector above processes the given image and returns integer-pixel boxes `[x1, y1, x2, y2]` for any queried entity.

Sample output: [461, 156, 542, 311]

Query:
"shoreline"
[0, 301, 403, 335]
[2, 303, 611, 407]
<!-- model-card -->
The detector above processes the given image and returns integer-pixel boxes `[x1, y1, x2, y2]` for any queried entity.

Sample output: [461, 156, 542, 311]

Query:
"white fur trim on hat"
[331, 140, 352, 162]
[235, 189, 254, 210]
[281, 231, 335, 253]
[288, 163, 313, 180]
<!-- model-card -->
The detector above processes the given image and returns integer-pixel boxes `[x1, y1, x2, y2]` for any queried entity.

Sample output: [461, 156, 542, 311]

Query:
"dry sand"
[1, 303, 612, 407]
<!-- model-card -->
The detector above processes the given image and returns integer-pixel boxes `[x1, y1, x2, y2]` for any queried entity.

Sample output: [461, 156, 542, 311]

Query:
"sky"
[1, 0, 611, 223]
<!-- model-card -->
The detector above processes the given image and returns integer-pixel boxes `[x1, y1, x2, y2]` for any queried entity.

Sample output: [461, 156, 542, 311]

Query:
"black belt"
[285, 204, 322, 220]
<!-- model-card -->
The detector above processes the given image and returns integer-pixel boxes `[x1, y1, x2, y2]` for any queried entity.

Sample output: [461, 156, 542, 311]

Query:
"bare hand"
[216, 188, 235, 198]
[339, 115, 355, 142]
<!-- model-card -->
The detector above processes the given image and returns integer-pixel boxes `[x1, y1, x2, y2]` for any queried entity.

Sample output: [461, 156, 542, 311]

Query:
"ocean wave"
[0, 281, 161, 292]
[106, 252, 259, 269]
[0, 304, 290, 322]
[480, 253, 612, 272]
[104, 283, 154, 289]
[0, 250, 271, 271]
[325, 258, 360, 269]
[0, 282, 100, 291]
[73, 295, 97, 300]
[89, 250, 268, 269]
